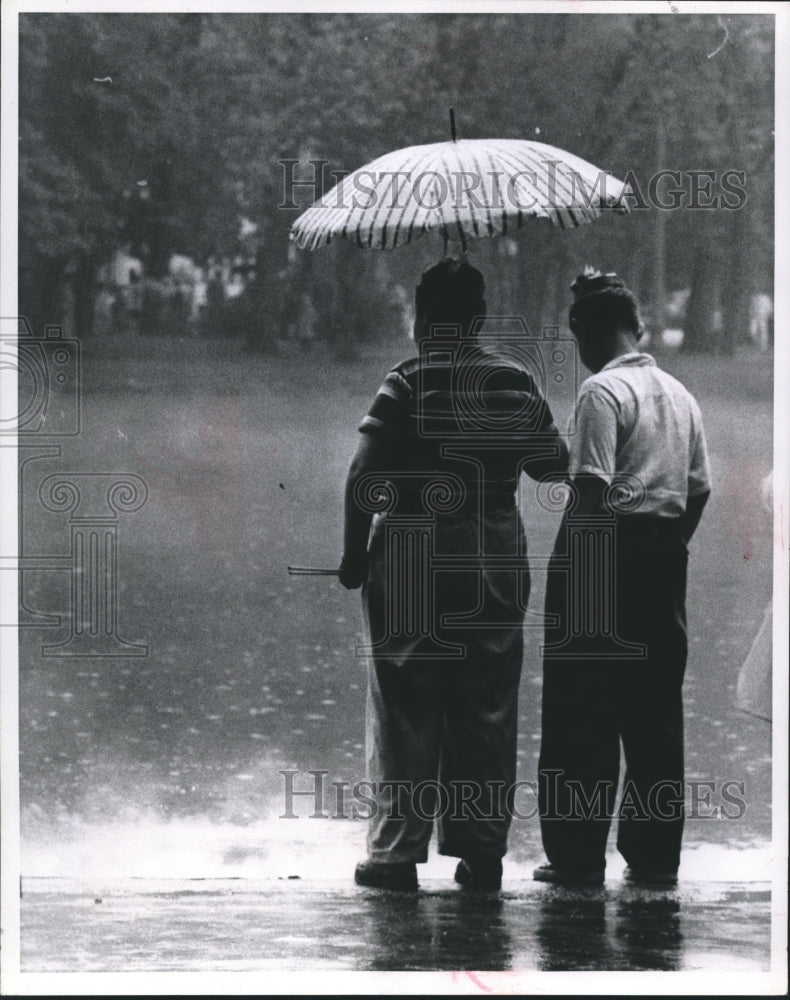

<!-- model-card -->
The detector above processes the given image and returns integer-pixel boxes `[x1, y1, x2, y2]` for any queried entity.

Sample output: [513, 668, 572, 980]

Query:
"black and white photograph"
[1, 1, 787, 994]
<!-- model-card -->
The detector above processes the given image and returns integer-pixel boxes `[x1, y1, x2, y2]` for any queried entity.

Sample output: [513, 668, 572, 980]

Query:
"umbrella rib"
[445, 145, 472, 249]
[473, 146, 498, 237]
[308, 203, 338, 249]
[421, 143, 465, 252]
[409, 143, 447, 242]
[302, 183, 350, 249]
[333, 168, 375, 248]
[405, 193, 426, 246]
[404, 148, 446, 247]
[315, 212, 339, 250]
[494, 142, 571, 228]
[534, 138, 624, 201]
[363, 171, 389, 248]
[362, 157, 398, 248]
[488, 141, 509, 237]
[512, 140, 583, 207]
[378, 145, 430, 249]
[339, 183, 359, 246]
[300, 212, 322, 251]
[538, 145, 604, 218]
[382, 141, 453, 248]
[308, 201, 342, 251]
[491, 141, 580, 221]
[394, 145, 447, 248]
[489, 142, 555, 215]
[454, 142, 483, 241]
[479, 142, 546, 225]
[293, 214, 317, 250]
[328, 146, 435, 248]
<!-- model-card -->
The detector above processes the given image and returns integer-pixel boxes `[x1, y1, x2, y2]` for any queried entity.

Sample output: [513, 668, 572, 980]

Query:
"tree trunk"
[71, 251, 97, 339]
[718, 125, 754, 355]
[651, 117, 667, 337]
[682, 237, 718, 353]
[715, 23, 752, 356]
[19, 256, 67, 338]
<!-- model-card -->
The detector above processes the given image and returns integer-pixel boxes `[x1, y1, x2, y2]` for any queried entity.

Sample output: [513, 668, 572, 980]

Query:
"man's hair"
[415, 257, 486, 337]
[568, 270, 642, 338]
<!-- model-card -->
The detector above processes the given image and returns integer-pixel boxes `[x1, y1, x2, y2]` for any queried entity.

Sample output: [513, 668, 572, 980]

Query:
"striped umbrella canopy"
[290, 137, 631, 252]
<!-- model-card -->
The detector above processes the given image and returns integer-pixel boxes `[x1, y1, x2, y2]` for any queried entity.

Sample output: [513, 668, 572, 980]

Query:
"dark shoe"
[354, 859, 418, 892]
[623, 866, 678, 887]
[532, 863, 604, 886]
[454, 858, 503, 892]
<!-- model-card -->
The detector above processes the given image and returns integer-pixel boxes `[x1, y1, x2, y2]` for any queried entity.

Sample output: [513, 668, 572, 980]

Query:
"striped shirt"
[360, 347, 568, 499]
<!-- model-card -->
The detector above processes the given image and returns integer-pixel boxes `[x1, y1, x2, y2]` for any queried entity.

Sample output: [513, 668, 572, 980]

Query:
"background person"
[339, 258, 569, 892]
[735, 469, 773, 723]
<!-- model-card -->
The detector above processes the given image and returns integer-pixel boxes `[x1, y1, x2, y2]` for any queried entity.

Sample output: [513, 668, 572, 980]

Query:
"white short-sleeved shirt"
[568, 352, 711, 517]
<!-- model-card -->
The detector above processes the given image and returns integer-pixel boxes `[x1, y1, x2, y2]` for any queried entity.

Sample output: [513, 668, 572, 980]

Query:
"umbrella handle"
[287, 566, 340, 576]
[440, 224, 467, 258]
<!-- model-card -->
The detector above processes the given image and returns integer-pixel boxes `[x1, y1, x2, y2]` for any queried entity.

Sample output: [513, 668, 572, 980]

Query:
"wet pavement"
[12, 343, 781, 990]
[19, 875, 772, 975]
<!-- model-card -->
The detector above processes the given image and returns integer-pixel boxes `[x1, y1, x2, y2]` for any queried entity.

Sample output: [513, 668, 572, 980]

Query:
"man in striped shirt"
[339, 258, 568, 891]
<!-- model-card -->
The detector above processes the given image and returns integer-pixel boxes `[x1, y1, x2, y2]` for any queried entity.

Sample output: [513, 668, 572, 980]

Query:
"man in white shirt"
[534, 271, 711, 887]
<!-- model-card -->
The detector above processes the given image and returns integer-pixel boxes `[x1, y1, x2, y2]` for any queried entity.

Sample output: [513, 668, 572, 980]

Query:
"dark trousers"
[538, 515, 689, 873]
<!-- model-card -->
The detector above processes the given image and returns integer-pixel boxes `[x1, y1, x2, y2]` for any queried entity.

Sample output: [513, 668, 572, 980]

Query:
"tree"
[18, 11, 774, 350]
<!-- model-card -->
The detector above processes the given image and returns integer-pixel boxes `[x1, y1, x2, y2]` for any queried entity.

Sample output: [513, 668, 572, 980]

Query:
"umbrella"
[290, 111, 631, 253]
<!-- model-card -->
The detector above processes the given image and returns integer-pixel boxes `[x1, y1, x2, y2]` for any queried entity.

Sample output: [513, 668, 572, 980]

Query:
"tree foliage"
[18, 11, 774, 352]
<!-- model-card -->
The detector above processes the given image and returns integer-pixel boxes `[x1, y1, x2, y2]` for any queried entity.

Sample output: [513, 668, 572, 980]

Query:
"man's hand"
[679, 490, 710, 544]
[568, 473, 608, 518]
[338, 552, 368, 590]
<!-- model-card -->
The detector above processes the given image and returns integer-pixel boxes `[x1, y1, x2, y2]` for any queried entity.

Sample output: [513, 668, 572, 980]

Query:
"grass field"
[18, 333, 775, 880]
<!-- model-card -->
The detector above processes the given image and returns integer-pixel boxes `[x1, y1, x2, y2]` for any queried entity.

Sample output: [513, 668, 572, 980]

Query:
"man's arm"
[565, 388, 617, 516]
[339, 432, 394, 589]
[679, 490, 710, 543]
[518, 388, 569, 482]
[685, 409, 711, 543]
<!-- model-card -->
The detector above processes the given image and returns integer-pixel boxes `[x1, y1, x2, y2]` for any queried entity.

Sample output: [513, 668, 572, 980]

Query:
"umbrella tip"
[449, 107, 457, 143]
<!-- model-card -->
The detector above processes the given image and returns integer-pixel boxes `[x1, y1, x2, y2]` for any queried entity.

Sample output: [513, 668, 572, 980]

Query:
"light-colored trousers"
[362, 506, 527, 864]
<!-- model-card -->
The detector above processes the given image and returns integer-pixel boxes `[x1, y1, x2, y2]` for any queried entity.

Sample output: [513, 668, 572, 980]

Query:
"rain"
[4, 4, 783, 989]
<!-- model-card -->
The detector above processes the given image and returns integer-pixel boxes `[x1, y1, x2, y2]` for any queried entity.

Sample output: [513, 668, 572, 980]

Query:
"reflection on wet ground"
[21, 877, 770, 973]
[362, 892, 513, 972]
[534, 888, 683, 971]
